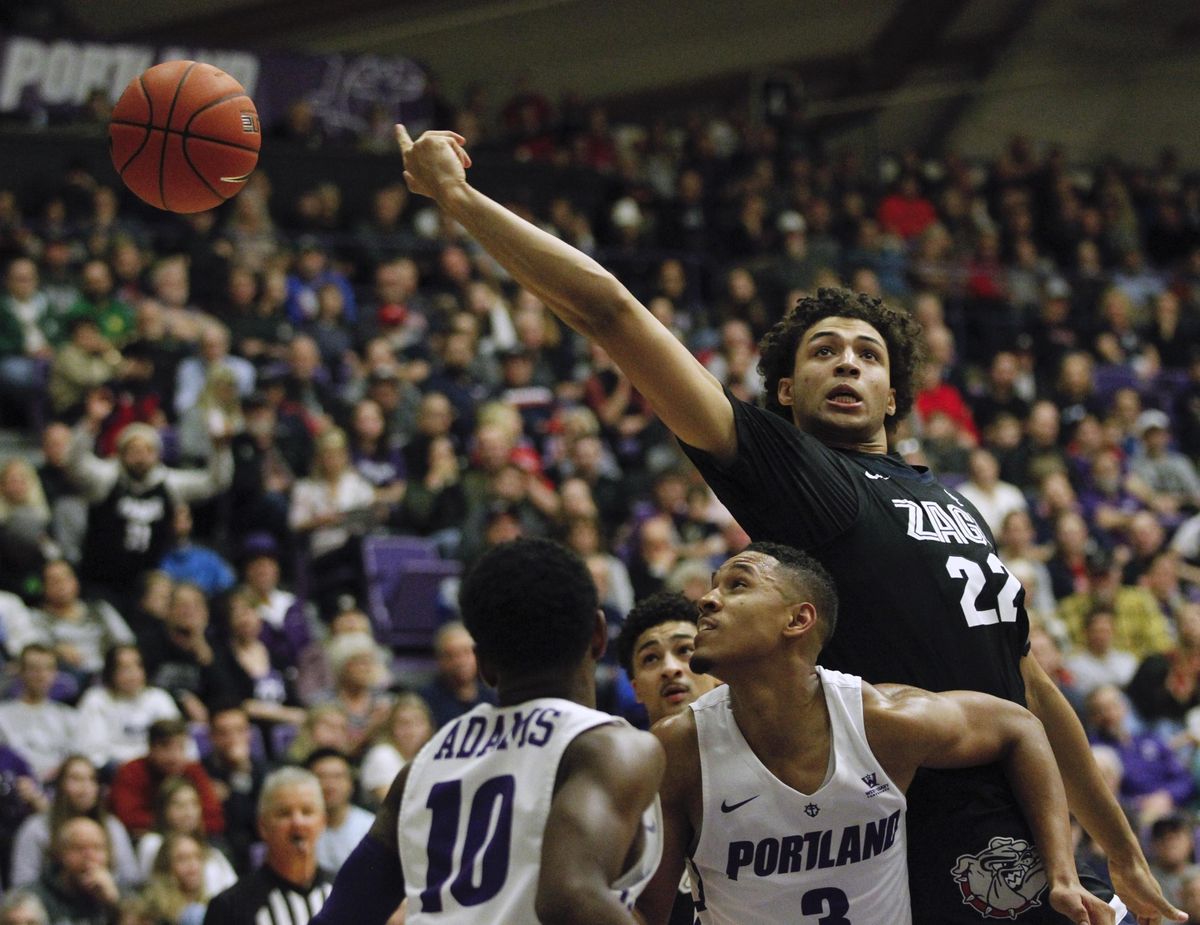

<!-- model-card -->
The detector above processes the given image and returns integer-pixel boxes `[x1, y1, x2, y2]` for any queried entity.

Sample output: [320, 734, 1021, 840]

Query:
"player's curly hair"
[615, 591, 698, 678]
[459, 538, 598, 676]
[757, 288, 924, 424]
[744, 541, 839, 647]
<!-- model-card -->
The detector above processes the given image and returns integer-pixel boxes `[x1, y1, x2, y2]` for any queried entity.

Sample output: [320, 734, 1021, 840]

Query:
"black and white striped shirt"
[203, 866, 332, 925]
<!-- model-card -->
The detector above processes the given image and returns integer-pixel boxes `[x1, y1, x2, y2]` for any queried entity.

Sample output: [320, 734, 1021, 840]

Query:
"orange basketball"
[109, 60, 261, 214]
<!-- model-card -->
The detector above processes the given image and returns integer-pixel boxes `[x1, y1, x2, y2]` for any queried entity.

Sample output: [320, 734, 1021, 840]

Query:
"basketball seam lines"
[181, 136, 232, 205]
[117, 77, 155, 177]
[183, 91, 253, 131]
[109, 120, 260, 154]
[160, 62, 198, 212]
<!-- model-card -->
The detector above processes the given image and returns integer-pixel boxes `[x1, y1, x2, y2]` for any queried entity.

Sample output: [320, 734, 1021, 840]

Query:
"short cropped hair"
[459, 538, 597, 675]
[616, 591, 698, 678]
[148, 718, 189, 746]
[258, 766, 323, 819]
[757, 287, 924, 424]
[743, 541, 840, 646]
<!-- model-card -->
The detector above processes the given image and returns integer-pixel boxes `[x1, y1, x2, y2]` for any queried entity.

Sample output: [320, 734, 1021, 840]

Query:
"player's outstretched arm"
[1021, 655, 1187, 925]
[538, 724, 665, 925]
[635, 711, 700, 925]
[395, 125, 736, 461]
[311, 767, 410, 925]
[867, 685, 1114, 925]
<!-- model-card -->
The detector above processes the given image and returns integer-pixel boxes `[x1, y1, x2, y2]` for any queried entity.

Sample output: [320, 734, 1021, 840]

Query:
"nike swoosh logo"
[720, 795, 760, 813]
[865, 471, 889, 480]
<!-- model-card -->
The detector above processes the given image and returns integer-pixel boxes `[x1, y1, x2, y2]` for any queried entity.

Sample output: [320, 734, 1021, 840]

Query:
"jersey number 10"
[421, 774, 516, 911]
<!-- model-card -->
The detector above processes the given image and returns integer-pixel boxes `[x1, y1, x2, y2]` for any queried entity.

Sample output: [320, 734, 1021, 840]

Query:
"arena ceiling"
[39, 0, 1200, 160]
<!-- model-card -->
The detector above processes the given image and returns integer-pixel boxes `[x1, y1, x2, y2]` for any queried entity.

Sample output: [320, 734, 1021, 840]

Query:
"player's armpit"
[537, 724, 665, 925]
[636, 712, 701, 925]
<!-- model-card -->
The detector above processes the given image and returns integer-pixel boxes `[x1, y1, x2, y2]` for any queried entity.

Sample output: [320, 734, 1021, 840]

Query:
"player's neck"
[798, 418, 889, 455]
[496, 664, 596, 709]
[725, 660, 824, 754]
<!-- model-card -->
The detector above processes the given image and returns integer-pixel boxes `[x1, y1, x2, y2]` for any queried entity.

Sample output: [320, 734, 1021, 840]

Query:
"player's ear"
[782, 601, 818, 639]
[777, 377, 795, 408]
[476, 652, 499, 688]
[591, 609, 608, 661]
[885, 387, 896, 417]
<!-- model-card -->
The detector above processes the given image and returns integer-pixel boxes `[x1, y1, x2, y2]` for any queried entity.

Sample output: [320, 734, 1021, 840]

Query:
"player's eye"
[641, 654, 658, 667]
[815, 346, 833, 356]
[861, 349, 877, 360]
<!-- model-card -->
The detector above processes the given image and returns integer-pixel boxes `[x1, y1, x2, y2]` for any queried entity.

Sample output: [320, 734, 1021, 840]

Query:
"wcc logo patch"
[952, 836, 1047, 919]
[861, 772, 890, 798]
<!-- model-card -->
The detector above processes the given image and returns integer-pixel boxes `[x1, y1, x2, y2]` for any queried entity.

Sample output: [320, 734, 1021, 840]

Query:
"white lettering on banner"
[0, 37, 154, 109]
[0, 36, 259, 112]
[0, 37, 46, 109]
[158, 48, 260, 95]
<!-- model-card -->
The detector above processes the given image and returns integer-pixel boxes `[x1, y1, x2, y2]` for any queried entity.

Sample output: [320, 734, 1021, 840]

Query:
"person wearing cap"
[1130, 409, 1200, 515]
[67, 389, 233, 611]
[284, 238, 356, 328]
[1030, 275, 1081, 375]
[230, 390, 312, 544]
[238, 532, 316, 681]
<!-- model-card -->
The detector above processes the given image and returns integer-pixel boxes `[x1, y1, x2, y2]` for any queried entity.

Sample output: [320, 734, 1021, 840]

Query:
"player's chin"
[690, 651, 716, 675]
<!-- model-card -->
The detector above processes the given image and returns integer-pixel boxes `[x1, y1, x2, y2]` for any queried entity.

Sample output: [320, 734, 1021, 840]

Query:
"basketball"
[108, 60, 261, 214]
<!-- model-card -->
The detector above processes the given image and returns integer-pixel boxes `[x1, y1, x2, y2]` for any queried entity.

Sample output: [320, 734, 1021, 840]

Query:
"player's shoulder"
[861, 682, 939, 738]
[647, 706, 702, 769]
[564, 720, 662, 774]
[560, 721, 665, 806]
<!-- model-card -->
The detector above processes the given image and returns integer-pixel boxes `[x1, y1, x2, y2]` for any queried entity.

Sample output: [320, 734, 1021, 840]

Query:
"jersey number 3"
[945, 553, 1022, 627]
[421, 774, 515, 911]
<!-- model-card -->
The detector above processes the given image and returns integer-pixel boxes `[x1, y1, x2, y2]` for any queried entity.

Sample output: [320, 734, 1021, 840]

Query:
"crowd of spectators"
[3, 77, 1200, 920]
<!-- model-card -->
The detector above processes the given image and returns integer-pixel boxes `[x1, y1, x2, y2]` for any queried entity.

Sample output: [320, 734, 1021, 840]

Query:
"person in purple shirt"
[1086, 684, 1194, 820]
[238, 533, 313, 671]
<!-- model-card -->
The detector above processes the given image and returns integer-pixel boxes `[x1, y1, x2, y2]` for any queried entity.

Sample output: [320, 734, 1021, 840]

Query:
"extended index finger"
[395, 123, 414, 153]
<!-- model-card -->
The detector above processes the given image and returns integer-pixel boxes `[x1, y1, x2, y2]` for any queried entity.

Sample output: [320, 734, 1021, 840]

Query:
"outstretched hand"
[1109, 853, 1189, 924]
[1049, 883, 1116, 925]
[395, 125, 472, 201]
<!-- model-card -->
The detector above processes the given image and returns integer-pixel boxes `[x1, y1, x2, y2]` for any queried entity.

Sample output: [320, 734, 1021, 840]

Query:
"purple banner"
[0, 33, 431, 136]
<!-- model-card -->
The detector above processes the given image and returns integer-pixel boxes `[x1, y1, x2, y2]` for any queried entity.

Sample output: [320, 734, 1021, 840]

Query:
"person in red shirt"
[109, 718, 224, 838]
[877, 174, 937, 241]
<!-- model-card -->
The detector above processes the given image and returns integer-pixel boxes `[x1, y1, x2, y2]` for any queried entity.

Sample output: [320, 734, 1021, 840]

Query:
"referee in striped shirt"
[204, 768, 333, 925]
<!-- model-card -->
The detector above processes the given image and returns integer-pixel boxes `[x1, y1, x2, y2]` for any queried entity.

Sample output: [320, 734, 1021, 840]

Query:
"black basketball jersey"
[682, 395, 1076, 923]
[681, 394, 1028, 701]
[80, 477, 175, 586]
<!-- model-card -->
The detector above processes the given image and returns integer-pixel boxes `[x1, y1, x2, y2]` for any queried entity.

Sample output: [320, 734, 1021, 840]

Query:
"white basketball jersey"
[689, 667, 910, 925]
[399, 697, 662, 923]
